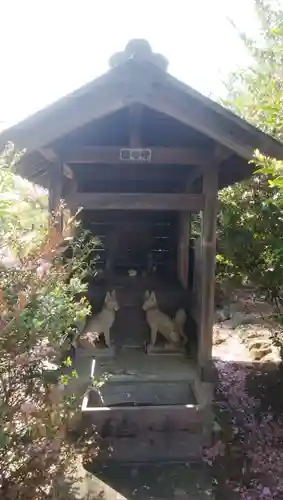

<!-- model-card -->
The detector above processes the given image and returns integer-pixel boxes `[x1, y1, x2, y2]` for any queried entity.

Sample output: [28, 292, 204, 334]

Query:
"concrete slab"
[89, 349, 199, 382]
[87, 379, 197, 406]
[146, 344, 185, 355]
[76, 346, 116, 359]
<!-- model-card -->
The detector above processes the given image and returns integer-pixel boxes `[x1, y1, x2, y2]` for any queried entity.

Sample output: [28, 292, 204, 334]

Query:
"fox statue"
[142, 291, 187, 347]
[79, 290, 119, 349]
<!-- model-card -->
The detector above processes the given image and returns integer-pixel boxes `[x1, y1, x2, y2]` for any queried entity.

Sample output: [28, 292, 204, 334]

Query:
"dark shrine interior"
[82, 209, 179, 276]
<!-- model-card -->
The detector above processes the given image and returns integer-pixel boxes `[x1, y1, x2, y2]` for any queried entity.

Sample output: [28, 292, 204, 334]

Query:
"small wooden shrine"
[2, 39, 283, 382]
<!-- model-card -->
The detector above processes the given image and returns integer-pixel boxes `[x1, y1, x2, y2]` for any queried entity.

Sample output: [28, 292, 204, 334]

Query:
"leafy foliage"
[0, 143, 48, 259]
[218, 0, 283, 305]
[0, 145, 96, 499]
[218, 178, 283, 300]
[254, 148, 283, 193]
[223, 0, 283, 140]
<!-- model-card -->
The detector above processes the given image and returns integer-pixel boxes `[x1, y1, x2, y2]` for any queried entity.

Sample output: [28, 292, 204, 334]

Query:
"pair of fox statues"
[78, 290, 187, 351]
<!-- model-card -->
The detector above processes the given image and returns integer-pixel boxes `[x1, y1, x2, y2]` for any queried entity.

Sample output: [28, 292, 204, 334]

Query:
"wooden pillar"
[65, 179, 78, 215]
[198, 166, 218, 380]
[177, 212, 190, 289]
[63, 177, 79, 237]
[48, 163, 63, 234]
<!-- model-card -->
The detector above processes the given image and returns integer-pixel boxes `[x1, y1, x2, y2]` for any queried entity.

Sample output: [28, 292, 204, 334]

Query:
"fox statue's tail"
[174, 309, 187, 343]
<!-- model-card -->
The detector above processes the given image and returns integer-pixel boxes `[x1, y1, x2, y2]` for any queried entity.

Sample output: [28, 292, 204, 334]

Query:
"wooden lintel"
[70, 193, 205, 211]
[60, 146, 210, 166]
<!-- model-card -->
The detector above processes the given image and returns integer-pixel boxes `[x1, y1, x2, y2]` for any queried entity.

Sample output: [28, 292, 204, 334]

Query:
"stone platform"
[80, 350, 212, 463]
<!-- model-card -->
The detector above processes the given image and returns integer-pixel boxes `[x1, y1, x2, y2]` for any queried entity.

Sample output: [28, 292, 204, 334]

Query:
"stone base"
[80, 353, 213, 464]
[146, 344, 185, 355]
[81, 378, 209, 463]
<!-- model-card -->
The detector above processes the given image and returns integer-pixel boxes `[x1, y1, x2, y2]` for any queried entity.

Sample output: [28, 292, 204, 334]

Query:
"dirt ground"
[210, 292, 283, 499]
[80, 462, 213, 499]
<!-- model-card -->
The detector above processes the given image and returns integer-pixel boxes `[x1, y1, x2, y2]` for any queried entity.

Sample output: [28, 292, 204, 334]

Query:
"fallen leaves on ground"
[204, 360, 283, 499]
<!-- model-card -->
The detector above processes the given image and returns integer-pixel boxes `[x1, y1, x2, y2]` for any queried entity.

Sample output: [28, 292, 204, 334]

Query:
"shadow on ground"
[83, 461, 212, 499]
[212, 358, 283, 499]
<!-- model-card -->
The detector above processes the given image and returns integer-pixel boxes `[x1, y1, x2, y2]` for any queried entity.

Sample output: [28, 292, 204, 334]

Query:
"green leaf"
[62, 356, 72, 367]
[60, 374, 70, 386]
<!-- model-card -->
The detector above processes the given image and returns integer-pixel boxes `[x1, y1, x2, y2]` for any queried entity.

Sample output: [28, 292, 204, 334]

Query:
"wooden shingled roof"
[1, 39, 283, 189]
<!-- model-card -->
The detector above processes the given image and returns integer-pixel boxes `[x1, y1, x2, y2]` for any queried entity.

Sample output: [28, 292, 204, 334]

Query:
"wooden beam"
[213, 144, 233, 163]
[69, 193, 205, 211]
[174, 143, 232, 190]
[138, 82, 283, 161]
[60, 146, 210, 166]
[40, 148, 73, 179]
[185, 167, 203, 187]
[69, 167, 194, 183]
[129, 104, 142, 147]
[177, 212, 190, 289]
[185, 147, 233, 189]
[198, 167, 218, 381]
[64, 178, 77, 210]
[48, 162, 63, 233]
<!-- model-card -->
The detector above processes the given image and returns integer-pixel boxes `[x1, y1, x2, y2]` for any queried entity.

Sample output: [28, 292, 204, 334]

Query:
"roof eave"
[1, 58, 283, 166]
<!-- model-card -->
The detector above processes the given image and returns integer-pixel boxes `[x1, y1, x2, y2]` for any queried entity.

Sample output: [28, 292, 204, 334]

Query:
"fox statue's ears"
[144, 290, 156, 301]
[111, 290, 116, 298]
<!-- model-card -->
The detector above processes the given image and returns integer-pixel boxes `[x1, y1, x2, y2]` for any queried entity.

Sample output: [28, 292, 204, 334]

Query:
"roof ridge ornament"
[108, 39, 169, 72]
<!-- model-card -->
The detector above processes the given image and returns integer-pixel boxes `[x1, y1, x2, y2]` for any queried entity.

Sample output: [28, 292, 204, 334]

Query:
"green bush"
[0, 144, 96, 499]
[217, 0, 283, 309]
